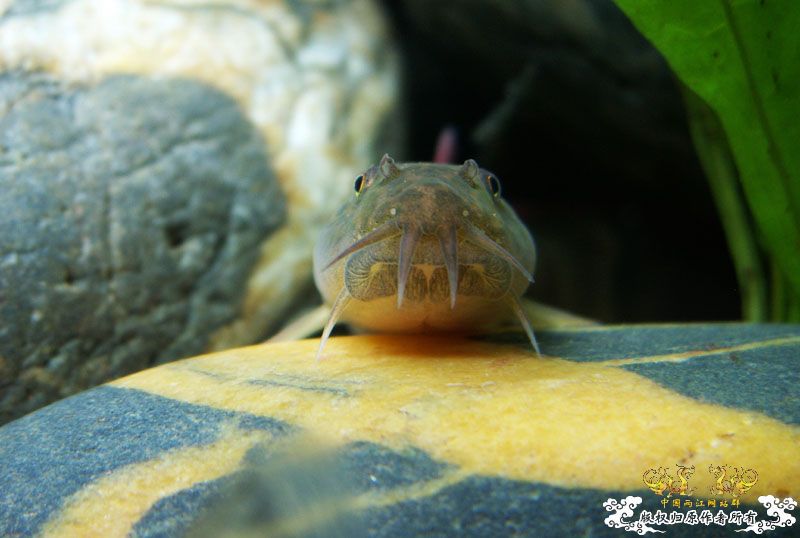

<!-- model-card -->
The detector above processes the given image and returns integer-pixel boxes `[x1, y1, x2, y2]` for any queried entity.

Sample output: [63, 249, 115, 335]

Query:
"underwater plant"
[614, 0, 800, 321]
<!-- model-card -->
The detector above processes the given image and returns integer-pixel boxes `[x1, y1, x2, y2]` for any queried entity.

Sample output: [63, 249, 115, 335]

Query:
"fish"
[312, 154, 539, 359]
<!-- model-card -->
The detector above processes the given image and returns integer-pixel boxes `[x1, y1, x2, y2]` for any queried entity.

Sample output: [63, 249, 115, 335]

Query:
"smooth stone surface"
[1, 324, 797, 537]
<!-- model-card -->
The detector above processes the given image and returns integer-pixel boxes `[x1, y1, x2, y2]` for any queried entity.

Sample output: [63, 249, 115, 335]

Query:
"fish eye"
[486, 174, 501, 197]
[354, 174, 365, 195]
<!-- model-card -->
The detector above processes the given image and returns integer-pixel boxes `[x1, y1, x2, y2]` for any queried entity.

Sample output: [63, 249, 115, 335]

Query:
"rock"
[0, 72, 285, 423]
[0, 324, 797, 536]
[0, 0, 399, 423]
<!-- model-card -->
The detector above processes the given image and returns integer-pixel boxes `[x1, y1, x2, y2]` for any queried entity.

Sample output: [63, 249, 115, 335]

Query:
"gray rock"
[0, 0, 401, 354]
[0, 72, 285, 424]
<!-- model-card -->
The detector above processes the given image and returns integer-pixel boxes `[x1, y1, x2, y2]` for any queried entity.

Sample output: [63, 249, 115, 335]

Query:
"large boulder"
[0, 0, 399, 423]
[0, 72, 285, 423]
[0, 324, 797, 536]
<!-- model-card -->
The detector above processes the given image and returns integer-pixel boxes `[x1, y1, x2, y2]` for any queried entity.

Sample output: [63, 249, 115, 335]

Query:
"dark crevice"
[165, 221, 191, 249]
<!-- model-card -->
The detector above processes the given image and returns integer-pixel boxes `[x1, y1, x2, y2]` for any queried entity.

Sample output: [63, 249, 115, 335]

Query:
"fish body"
[313, 155, 538, 354]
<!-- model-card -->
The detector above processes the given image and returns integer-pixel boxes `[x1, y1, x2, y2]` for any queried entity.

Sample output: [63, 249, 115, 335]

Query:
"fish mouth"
[323, 217, 533, 309]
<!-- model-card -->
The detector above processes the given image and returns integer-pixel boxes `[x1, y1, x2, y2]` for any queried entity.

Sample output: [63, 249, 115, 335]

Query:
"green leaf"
[682, 87, 768, 320]
[613, 0, 800, 319]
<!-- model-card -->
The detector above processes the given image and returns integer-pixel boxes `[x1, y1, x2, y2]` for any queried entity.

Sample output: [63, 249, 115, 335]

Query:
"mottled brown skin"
[313, 155, 538, 353]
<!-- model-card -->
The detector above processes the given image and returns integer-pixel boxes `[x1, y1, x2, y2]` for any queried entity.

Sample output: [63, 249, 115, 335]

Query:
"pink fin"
[433, 126, 458, 164]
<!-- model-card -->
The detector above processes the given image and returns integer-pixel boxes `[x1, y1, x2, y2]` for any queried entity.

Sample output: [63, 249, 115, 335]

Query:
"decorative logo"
[642, 464, 759, 498]
[603, 495, 796, 534]
[708, 465, 759, 498]
[643, 465, 696, 497]
[604, 464, 794, 534]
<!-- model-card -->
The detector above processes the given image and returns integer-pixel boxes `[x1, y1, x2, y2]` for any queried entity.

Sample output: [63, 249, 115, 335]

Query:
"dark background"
[380, 0, 739, 323]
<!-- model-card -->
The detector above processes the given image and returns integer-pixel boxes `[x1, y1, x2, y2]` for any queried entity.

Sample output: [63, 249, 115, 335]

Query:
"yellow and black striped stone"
[0, 324, 798, 537]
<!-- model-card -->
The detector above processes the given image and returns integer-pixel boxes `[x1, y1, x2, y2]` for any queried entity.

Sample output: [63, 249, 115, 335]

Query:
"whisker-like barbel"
[322, 219, 400, 272]
[438, 225, 459, 309]
[397, 223, 421, 308]
[506, 294, 541, 355]
[462, 220, 534, 283]
[315, 286, 351, 361]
